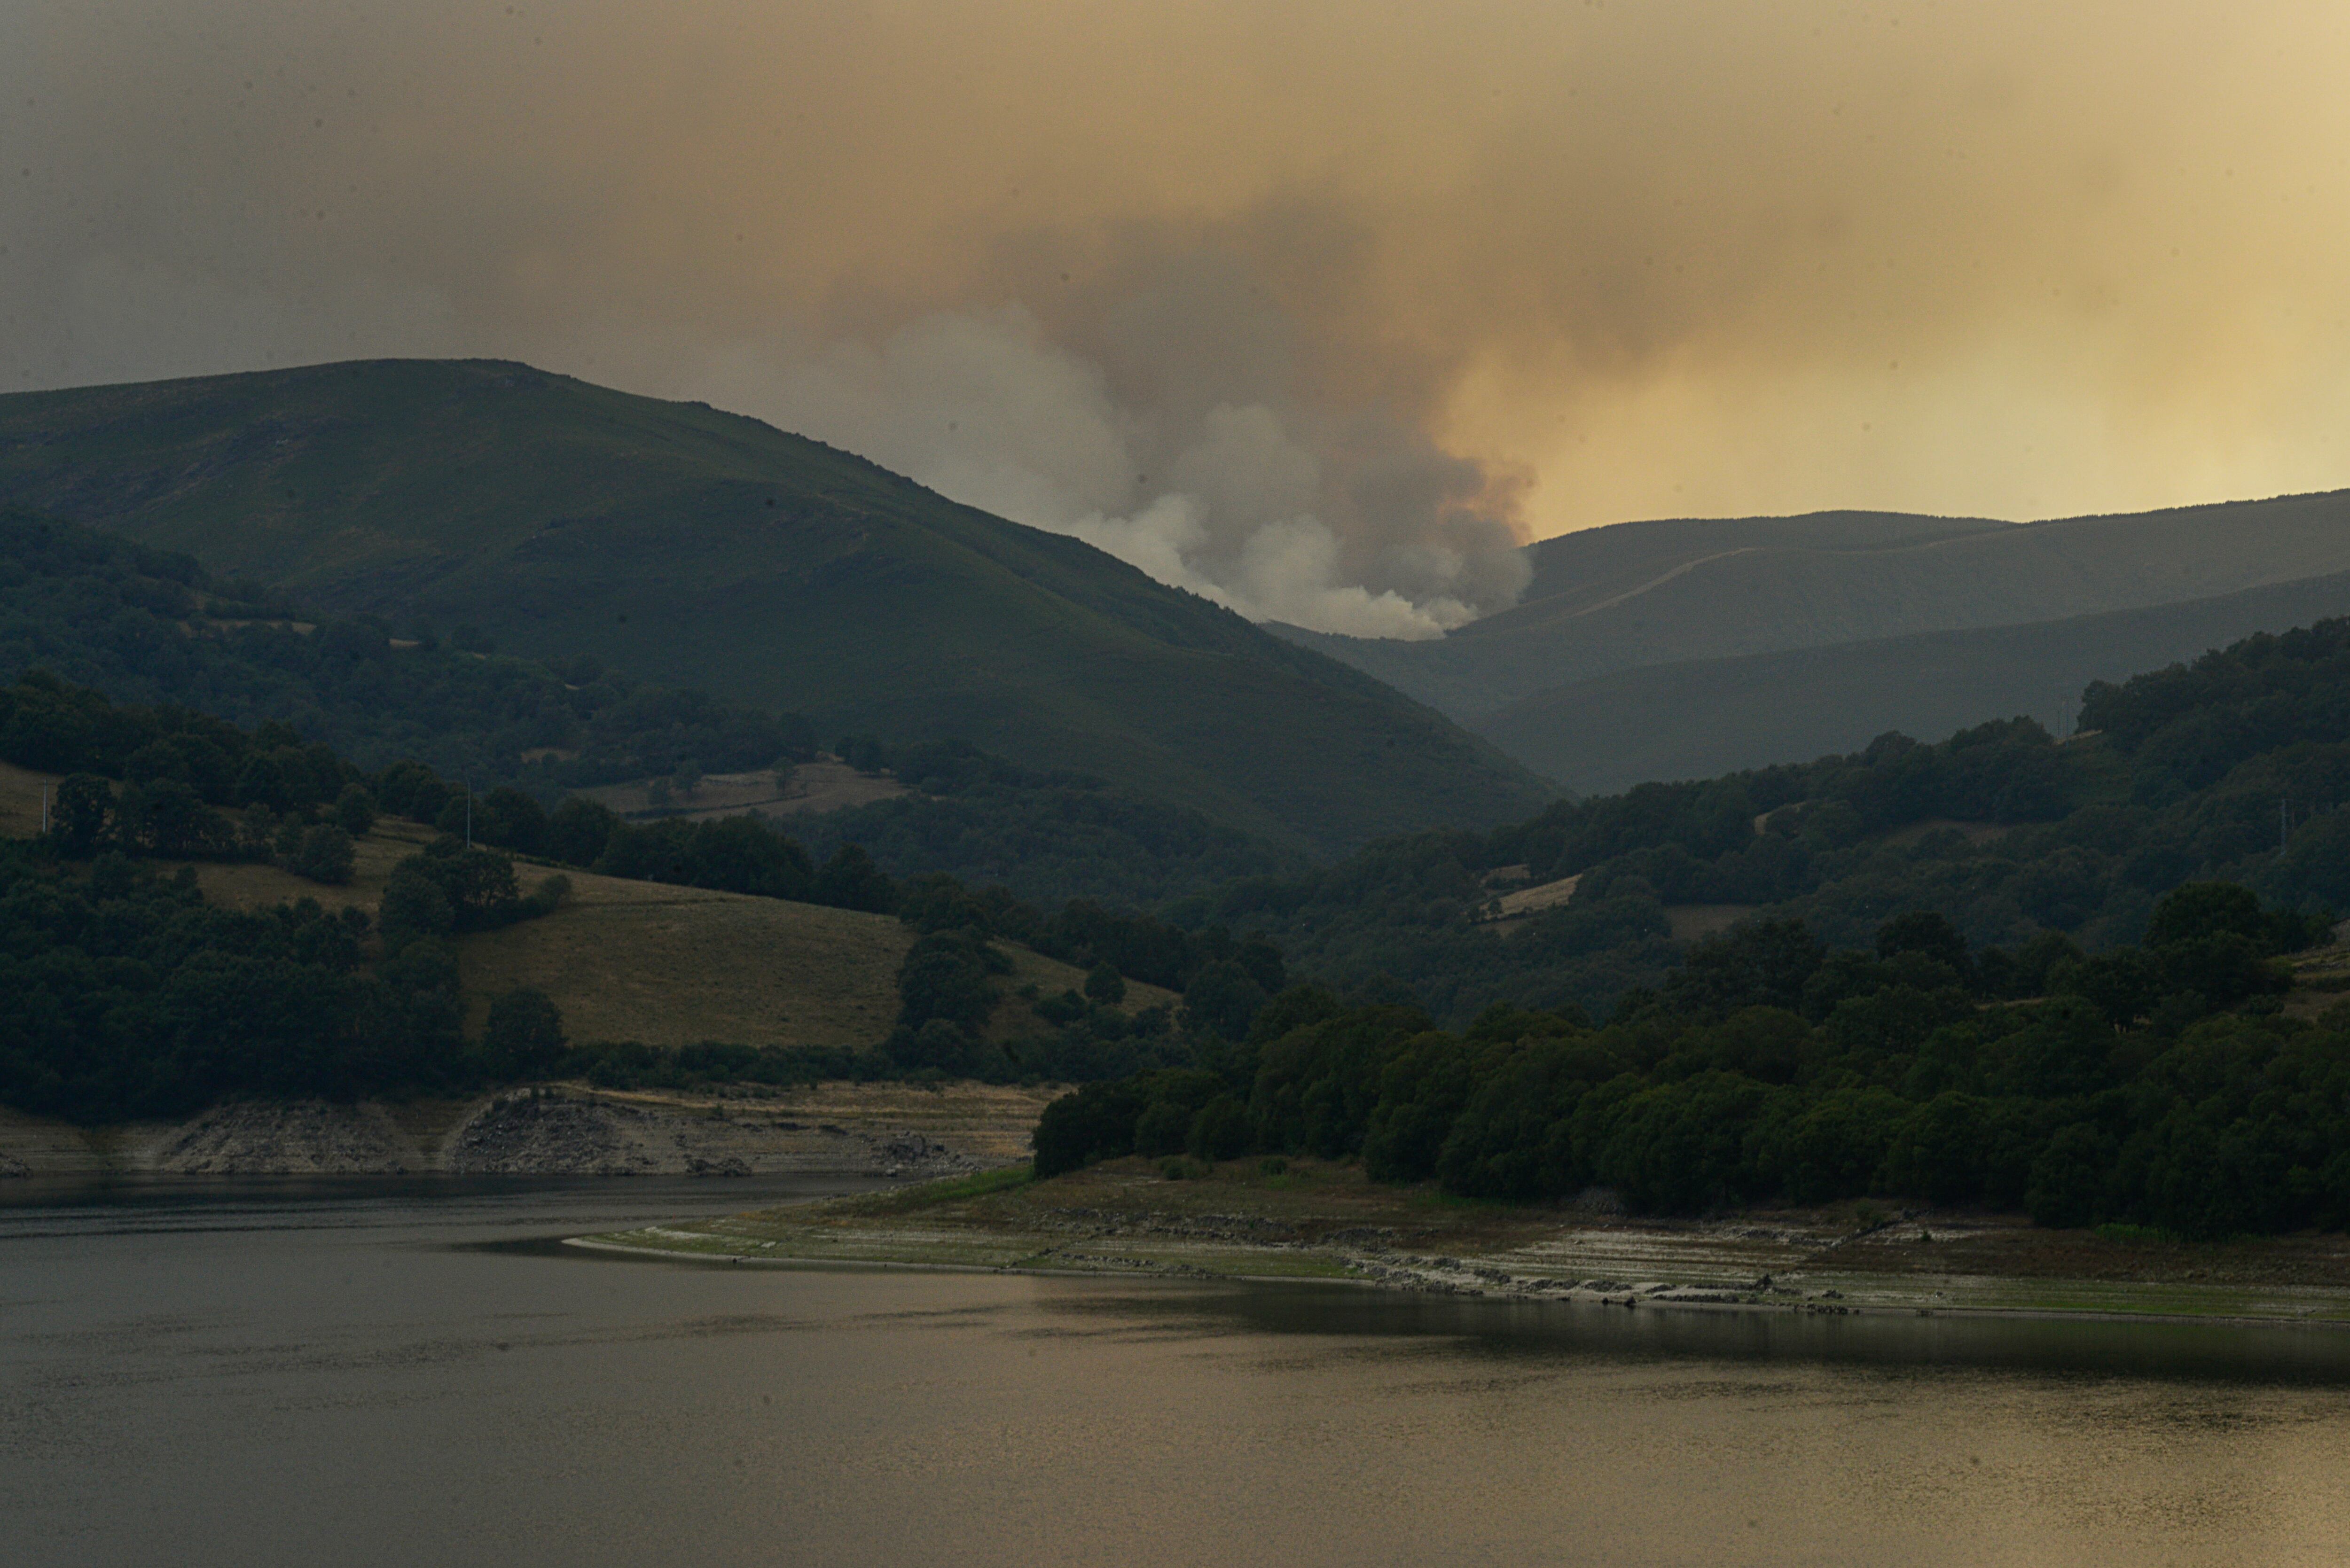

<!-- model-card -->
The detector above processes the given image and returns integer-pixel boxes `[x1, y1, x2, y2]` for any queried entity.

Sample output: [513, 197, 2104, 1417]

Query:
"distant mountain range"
[1276, 492, 2350, 786]
[1477, 568, 2350, 792]
[0, 359, 1553, 854]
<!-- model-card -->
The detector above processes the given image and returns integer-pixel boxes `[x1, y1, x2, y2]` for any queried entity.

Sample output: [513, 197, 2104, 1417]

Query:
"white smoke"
[702, 308, 1523, 639]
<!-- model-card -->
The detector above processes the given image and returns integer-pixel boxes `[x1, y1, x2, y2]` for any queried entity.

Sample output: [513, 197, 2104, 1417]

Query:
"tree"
[234, 752, 293, 812]
[547, 796, 619, 867]
[1134, 1099, 1190, 1157]
[1187, 1094, 1253, 1161]
[1664, 919, 1825, 1017]
[1875, 910, 1972, 977]
[1181, 960, 1268, 1041]
[893, 931, 1003, 1038]
[49, 773, 112, 855]
[378, 862, 454, 952]
[814, 843, 896, 913]
[484, 987, 567, 1077]
[2026, 1123, 2115, 1229]
[334, 783, 378, 837]
[288, 824, 356, 885]
[477, 786, 548, 856]
[2146, 882, 2271, 950]
[1084, 962, 1127, 1006]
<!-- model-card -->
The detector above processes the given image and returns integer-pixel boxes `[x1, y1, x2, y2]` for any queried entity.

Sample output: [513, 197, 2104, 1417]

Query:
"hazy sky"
[8, 2, 2350, 634]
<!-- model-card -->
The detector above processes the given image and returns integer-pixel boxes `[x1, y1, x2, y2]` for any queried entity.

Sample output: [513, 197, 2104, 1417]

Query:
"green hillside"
[1279, 493, 2350, 721]
[1175, 612, 2350, 1025]
[1477, 569, 2350, 793]
[0, 359, 1552, 852]
[0, 507, 1301, 906]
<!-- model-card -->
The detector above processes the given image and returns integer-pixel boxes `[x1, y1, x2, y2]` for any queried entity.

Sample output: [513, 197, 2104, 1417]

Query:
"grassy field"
[450, 863, 1172, 1048]
[6, 796, 1167, 1053]
[583, 1154, 2350, 1323]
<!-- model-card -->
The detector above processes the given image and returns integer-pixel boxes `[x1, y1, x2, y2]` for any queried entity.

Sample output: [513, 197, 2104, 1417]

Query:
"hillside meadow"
[0, 773, 1161, 1064]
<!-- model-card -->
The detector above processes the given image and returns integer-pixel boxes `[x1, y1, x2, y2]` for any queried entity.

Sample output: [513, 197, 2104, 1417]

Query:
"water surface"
[6, 1179, 2348, 1566]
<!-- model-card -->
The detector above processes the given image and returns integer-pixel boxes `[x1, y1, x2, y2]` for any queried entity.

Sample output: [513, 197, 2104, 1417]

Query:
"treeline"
[0, 667, 896, 915]
[1037, 884, 2350, 1238]
[877, 873, 1286, 1085]
[0, 842, 478, 1120]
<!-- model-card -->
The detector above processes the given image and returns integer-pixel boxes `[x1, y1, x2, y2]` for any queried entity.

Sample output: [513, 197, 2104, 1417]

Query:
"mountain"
[0, 359, 1554, 853]
[1476, 568, 2350, 793]
[1276, 493, 2350, 721]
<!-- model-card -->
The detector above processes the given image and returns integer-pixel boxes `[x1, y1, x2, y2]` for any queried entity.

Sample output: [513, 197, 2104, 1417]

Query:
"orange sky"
[8, 1, 2350, 632]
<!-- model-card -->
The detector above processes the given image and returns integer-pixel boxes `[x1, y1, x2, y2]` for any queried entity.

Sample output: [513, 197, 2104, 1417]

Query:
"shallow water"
[6, 1178, 2349, 1567]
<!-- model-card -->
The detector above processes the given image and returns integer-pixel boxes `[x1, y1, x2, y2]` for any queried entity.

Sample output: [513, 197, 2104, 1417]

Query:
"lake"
[6, 1178, 2349, 1566]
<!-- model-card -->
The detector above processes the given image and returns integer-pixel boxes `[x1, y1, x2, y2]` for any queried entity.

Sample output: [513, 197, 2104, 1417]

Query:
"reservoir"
[6, 1179, 2349, 1566]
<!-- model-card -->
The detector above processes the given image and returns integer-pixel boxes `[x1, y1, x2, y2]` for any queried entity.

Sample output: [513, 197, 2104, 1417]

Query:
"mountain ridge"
[1473, 566, 2350, 793]
[1277, 491, 2350, 722]
[0, 359, 1557, 854]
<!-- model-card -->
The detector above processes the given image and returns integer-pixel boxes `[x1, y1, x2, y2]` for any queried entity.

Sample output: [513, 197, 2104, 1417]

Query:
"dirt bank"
[0, 1081, 1057, 1179]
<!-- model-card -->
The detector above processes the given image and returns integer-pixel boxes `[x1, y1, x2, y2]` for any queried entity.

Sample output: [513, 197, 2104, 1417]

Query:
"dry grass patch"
[576, 760, 907, 822]
[456, 882, 910, 1049]
[456, 872, 1161, 1053]
[1665, 904, 1757, 941]
[0, 760, 62, 839]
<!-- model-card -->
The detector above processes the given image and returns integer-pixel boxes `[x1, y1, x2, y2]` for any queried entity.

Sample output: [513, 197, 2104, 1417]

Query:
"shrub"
[287, 824, 356, 885]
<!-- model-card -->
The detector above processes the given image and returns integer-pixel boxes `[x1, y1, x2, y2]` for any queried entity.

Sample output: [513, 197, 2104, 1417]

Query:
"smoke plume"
[8, 2, 2350, 632]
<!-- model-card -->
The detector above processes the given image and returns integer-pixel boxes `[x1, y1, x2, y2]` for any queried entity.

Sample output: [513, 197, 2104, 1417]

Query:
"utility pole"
[465, 779, 474, 849]
[41, 784, 50, 835]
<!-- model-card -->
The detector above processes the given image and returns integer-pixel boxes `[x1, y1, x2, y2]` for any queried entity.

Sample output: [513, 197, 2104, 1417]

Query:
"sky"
[7, 1, 2350, 636]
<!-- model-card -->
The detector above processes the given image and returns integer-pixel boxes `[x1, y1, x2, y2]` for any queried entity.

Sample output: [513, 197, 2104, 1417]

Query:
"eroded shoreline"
[0, 1081, 1052, 1180]
[575, 1156, 2350, 1326]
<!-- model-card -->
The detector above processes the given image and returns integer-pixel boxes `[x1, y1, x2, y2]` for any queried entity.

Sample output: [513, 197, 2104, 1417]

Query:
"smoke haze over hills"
[8, 2, 2350, 632]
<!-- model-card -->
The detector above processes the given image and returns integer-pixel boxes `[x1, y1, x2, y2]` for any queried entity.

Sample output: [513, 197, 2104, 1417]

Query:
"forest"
[1035, 885, 2350, 1239]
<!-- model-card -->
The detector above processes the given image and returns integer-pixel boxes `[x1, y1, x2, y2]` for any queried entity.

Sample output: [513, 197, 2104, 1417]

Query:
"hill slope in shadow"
[1474, 568, 2350, 792]
[1278, 494, 2350, 719]
[0, 359, 1554, 852]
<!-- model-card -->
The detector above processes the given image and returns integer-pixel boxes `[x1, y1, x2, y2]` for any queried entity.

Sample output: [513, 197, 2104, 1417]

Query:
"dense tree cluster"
[5, 669, 384, 886]
[875, 874, 1286, 1084]
[0, 842, 469, 1120]
[1038, 886, 2350, 1237]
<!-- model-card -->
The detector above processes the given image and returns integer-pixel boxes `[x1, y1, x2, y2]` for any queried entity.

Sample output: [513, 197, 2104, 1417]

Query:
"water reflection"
[4, 1183, 2346, 1568]
[1045, 1279, 2350, 1386]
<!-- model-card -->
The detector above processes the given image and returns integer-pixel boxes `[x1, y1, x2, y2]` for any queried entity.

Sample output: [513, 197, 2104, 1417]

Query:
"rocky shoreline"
[0, 1083, 1047, 1180]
